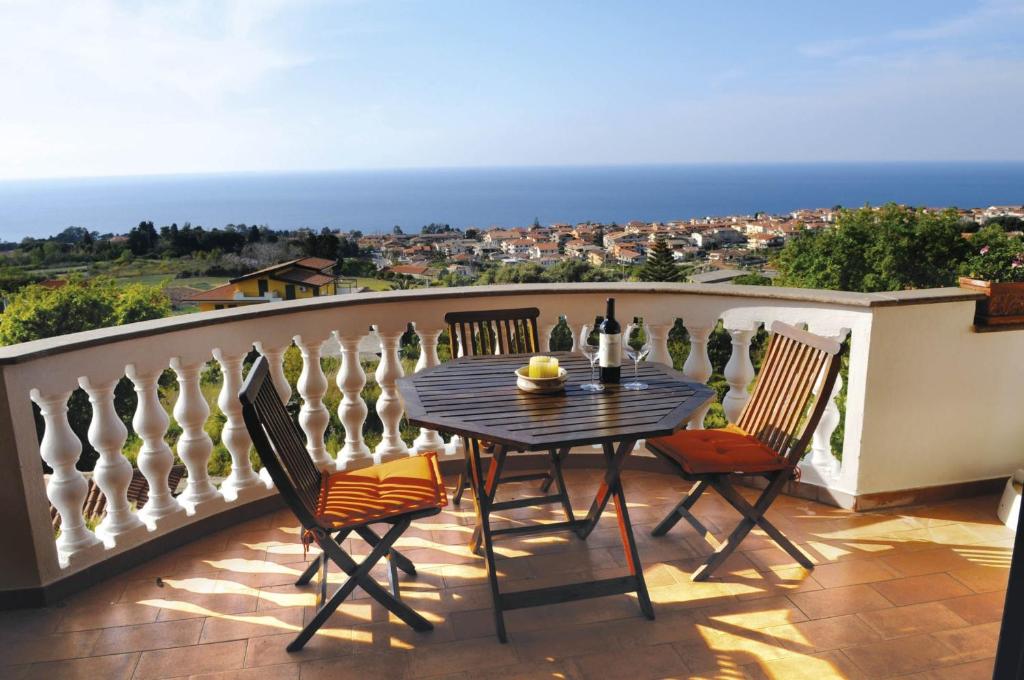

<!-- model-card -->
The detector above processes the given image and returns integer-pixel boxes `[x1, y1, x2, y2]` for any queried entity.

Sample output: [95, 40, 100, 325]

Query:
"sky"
[1, 0, 1023, 180]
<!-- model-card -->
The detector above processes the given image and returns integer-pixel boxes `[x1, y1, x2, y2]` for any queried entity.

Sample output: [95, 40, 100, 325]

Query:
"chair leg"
[296, 529, 351, 586]
[354, 525, 416, 576]
[452, 457, 471, 505]
[713, 476, 814, 569]
[288, 518, 431, 652]
[651, 480, 712, 538]
[691, 474, 810, 582]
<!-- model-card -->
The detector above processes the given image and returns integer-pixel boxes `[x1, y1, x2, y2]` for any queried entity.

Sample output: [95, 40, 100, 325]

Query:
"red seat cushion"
[315, 452, 448, 529]
[648, 425, 788, 475]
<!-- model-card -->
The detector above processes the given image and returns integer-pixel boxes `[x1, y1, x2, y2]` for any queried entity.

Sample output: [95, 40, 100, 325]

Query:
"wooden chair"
[647, 321, 843, 581]
[239, 356, 447, 651]
[444, 308, 576, 546]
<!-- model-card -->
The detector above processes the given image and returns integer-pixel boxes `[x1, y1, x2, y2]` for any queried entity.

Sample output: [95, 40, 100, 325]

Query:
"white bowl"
[515, 366, 568, 394]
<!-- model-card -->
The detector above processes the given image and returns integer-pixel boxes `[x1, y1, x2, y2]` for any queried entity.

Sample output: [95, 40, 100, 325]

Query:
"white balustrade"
[373, 324, 410, 462]
[126, 365, 185, 527]
[335, 330, 372, 470]
[30, 389, 102, 561]
[539, 318, 558, 353]
[213, 348, 263, 499]
[79, 377, 145, 545]
[170, 357, 220, 513]
[723, 326, 756, 423]
[411, 324, 446, 456]
[681, 324, 713, 429]
[644, 322, 673, 366]
[254, 341, 293, 404]
[8, 282, 992, 590]
[294, 334, 333, 471]
[806, 328, 850, 482]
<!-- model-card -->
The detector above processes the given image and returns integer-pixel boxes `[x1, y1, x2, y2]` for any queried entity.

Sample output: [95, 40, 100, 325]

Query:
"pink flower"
[980, 245, 990, 255]
[1013, 260, 1022, 269]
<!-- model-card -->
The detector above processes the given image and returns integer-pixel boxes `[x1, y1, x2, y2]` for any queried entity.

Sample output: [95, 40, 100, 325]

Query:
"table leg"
[580, 439, 654, 620]
[468, 437, 508, 642]
[577, 439, 637, 539]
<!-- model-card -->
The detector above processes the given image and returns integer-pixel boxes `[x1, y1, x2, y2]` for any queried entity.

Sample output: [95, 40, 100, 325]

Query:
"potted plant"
[959, 226, 1024, 326]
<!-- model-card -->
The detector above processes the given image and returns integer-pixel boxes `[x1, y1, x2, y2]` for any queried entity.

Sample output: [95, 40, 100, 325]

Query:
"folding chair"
[444, 308, 565, 502]
[239, 356, 447, 651]
[647, 321, 843, 581]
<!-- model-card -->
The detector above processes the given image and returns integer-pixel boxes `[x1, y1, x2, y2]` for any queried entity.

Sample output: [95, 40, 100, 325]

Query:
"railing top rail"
[0, 283, 980, 365]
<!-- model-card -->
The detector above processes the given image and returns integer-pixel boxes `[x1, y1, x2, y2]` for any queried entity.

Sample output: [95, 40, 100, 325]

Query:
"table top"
[399, 352, 716, 451]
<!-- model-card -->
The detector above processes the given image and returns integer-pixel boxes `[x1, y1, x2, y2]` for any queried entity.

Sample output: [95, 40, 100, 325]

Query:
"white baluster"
[412, 325, 445, 455]
[807, 328, 849, 481]
[809, 369, 843, 480]
[644, 322, 673, 366]
[213, 348, 263, 500]
[682, 324, 713, 429]
[253, 340, 292, 487]
[373, 325, 409, 462]
[444, 325, 465, 460]
[126, 365, 184, 526]
[31, 389, 102, 560]
[539, 317, 559, 353]
[170, 357, 220, 512]
[336, 331, 372, 470]
[79, 377, 145, 545]
[254, 341, 292, 404]
[294, 335, 333, 471]
[723, 326, 757, 423]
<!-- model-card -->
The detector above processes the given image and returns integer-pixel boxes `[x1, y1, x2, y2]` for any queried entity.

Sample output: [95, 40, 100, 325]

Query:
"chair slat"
[736, 325, 838, 459]
[445, 308, 541, 359]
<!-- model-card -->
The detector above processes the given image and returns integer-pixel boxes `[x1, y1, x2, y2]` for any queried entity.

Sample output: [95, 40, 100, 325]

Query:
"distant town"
[367, 204, 1024, 284]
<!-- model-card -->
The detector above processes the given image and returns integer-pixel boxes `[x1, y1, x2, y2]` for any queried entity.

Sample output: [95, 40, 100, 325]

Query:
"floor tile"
[788, 585, 893, 620]
[842, 634, 954, 678]
[133, 640, 247, 680]
[856, 602, 968, 639]
[871, 573, 973, 607]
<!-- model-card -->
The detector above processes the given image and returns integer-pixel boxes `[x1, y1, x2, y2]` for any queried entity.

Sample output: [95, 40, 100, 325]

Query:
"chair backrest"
[735, 321, 844, 466]
[444, 307, 541, 357]
[239, 356, 322, 528]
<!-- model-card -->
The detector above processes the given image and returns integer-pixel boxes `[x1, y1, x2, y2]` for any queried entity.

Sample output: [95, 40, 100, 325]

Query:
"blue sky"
[1, 0, 1022, 179]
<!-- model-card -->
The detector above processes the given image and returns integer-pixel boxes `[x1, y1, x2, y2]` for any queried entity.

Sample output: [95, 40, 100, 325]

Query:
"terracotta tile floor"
[0, 469, 1013, 679]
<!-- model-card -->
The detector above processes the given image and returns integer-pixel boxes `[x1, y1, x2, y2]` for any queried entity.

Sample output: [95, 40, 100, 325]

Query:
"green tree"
[1, 278, 173, 470]
[638, 236, 681, 282]
[774, 204, 969, 292]
[731, 272, 772, 286]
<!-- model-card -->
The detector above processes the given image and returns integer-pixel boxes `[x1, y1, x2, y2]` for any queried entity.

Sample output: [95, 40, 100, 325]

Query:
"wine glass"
[623, 322, 651, 391]
[578, 324, 604, 392]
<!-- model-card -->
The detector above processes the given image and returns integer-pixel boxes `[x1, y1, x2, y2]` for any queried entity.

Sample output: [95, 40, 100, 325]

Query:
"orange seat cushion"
[315, 452, 448, 529]
[648, 425, 788, 475]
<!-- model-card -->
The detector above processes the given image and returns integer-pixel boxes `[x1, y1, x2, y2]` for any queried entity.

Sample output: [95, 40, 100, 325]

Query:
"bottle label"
[599, 333, 621, 367]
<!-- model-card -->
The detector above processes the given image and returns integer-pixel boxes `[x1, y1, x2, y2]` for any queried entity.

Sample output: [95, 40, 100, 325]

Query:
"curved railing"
[0, 282, 991, 600]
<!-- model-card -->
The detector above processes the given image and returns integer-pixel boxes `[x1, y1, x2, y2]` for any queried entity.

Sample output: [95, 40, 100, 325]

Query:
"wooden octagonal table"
[399, 351, 715, 642]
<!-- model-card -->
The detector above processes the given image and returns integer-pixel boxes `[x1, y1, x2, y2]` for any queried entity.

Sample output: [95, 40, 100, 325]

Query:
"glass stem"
[634, 359, 639, 382]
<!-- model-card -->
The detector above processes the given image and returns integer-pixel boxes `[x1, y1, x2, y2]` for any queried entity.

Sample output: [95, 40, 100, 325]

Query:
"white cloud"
[800, 0, 1024, 59]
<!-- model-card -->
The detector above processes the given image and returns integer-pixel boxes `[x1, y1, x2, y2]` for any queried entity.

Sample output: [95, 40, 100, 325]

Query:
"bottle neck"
[605, 298, 615, 320]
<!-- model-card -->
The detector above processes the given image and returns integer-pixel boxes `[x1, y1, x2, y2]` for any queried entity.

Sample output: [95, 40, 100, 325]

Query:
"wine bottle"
[598, 298, 621, 383]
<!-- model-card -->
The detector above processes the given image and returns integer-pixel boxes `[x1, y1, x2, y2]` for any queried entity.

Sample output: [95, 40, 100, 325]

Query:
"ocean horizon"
[1, 162, 1022, 241]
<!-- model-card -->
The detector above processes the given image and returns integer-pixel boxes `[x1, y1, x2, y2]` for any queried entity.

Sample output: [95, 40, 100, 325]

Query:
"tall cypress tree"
[639, 235, 681, 282]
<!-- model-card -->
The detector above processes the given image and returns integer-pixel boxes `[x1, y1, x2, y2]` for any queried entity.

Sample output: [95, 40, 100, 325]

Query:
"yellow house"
[186, 257, 341, 311]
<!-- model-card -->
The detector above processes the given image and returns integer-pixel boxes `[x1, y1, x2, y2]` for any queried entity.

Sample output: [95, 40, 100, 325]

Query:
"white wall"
[854, 300, 1024, 495]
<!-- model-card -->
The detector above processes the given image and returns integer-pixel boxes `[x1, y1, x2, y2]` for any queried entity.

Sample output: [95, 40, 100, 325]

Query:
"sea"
[1, 162, 1022, 241]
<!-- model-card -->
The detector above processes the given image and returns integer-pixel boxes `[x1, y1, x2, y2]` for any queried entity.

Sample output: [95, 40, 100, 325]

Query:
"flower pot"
[958, 276, 1024, 326]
